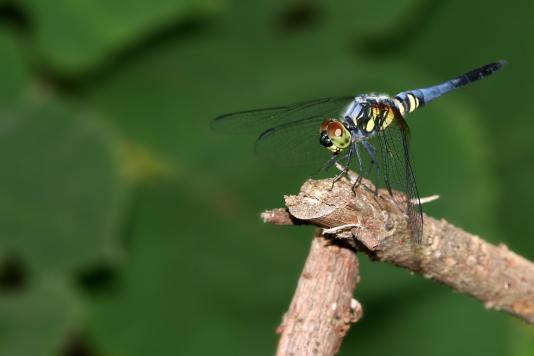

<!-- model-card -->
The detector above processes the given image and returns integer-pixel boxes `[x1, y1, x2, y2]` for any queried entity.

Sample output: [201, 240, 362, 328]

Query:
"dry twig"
[275, 233, 362, 356]
[262, 175, 534, 355]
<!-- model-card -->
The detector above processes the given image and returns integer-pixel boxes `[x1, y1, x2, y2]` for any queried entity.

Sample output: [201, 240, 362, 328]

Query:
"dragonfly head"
[320, 119, 351, 153]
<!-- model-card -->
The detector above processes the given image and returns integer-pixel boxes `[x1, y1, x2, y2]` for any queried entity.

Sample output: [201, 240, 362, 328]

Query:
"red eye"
[327, 122, 344, 138]
[320, 119, 332, 132]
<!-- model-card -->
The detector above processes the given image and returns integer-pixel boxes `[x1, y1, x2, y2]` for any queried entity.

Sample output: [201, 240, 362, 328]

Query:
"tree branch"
[263, 176, 534, 327]
[275, 231, 362, 356]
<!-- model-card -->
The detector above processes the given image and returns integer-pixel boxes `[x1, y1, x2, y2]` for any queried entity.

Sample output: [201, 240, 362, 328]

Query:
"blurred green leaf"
[23, 0, 217, 73]
[0, 32, 29, 107]
[0, 277, 82, 356]
[509, 321, 534, 356]
[0, 103, 129, 273]
[342, 289, 508, 356]
[86, 181, 299, 356]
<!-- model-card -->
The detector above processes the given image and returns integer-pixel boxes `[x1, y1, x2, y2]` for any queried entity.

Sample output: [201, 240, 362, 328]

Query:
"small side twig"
[263, 175, 534, 348]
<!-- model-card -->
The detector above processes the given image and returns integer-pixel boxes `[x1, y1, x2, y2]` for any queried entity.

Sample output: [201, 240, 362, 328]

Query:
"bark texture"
[263, 176, 534, 324]
[275, 232, 362, 356]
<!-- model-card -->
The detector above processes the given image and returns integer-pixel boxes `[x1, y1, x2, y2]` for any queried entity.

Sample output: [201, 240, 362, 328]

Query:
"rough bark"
[262, 176, 534, 325]
[275, 232, 362, 356]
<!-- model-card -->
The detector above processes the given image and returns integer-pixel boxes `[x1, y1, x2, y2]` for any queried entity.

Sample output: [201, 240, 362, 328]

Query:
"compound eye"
[327, 122, 345, 139]
[320, 119, 333, 132]
[319, 132, 332, 147]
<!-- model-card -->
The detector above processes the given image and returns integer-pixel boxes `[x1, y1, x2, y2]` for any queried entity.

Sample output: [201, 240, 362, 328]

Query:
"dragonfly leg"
[313, 153, 342, 178]
[362, 141, 381, 195]
[330, 144, 353, 189]
[351, 143, 365, 193]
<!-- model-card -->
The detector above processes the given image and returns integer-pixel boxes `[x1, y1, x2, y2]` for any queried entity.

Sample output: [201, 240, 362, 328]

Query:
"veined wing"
[212, 96, 353, 166]
[211, 96, 353, 134]
[254, 111, 336, 166]
[375, 117, 423, 243]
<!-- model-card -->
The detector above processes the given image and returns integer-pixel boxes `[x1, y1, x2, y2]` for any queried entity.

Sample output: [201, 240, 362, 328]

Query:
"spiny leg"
[362, 140, 381, 195]
[313, 153, 343, 178]
[351, 142, 365, 193]
[330, 143, 354, 189]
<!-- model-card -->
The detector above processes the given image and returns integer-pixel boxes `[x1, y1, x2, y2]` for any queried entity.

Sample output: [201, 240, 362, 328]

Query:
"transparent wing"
[212, 96, 353, 166]
[373, 118, 423, 243]
[211, 96, 353, 134]
[254, 114, 332, 166]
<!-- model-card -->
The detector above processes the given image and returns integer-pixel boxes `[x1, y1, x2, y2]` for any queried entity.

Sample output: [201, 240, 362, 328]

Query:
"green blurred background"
[0, 0, 533, 355]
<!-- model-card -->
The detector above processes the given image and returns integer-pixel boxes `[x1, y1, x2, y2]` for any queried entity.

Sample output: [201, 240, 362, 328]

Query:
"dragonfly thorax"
[343, 96, 397, 139]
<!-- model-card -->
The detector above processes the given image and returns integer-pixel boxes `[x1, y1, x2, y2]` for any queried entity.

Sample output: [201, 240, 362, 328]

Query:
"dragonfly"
[212, 61, 507, 243]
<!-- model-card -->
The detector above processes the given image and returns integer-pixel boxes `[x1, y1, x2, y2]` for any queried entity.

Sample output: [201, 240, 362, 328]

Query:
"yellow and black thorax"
[343, 93, 420, 139]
